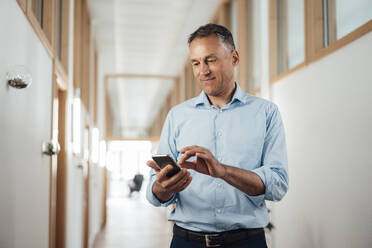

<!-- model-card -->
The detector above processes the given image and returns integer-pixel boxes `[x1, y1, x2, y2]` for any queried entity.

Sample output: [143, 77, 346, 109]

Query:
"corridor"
[1, 0, 372, 247]
[94, 180, 173, 248]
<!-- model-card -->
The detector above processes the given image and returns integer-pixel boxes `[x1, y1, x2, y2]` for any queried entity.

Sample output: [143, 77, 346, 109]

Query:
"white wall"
[271, 32, 372, 248]
[0, 1, 53, 247]
[0, 1, 106, 247]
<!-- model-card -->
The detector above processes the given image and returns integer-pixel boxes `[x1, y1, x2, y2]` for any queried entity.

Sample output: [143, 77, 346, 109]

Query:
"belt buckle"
[205, 234, 221, 247]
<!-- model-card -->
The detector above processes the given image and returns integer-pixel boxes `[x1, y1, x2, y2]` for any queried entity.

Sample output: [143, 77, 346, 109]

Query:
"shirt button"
[217, 131, 222, 136]
[218, 183, 222, 187]
[217, 209, 221, 214]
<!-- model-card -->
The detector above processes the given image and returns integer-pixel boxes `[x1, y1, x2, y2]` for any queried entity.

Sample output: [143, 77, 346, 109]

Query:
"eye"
[192, 62, 199, 66]
[207, 59, 216, 63]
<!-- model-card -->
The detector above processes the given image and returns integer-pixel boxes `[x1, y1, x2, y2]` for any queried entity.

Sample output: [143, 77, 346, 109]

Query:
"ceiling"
[88, 0, 222, 138]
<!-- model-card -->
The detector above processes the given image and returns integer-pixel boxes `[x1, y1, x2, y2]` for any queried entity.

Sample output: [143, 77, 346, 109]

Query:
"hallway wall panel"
[271, 31, 372, 248]
[0, 1, 53, 247]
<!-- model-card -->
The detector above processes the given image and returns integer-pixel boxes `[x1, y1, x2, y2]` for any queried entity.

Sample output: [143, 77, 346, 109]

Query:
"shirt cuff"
[249, 167, 268, 205]
[146, 179, 177, 207]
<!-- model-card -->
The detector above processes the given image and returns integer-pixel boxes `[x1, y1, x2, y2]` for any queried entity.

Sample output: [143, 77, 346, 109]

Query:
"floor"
[94, 180, 173, 248]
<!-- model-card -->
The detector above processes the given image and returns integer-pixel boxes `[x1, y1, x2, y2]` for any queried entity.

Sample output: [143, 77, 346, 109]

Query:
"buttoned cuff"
[249, 168, 267, 206]
[146, 179, 177, 207]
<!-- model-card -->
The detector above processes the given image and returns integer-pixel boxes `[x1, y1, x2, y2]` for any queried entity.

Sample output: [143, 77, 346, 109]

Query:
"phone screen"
[152, 154, 181, 177]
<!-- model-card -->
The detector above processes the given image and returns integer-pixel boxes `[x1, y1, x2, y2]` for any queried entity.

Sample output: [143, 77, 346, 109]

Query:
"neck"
[207, 83, 236, 109]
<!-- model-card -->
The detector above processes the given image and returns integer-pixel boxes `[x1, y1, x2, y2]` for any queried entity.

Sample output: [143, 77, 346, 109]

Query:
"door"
[0, 36, 53, 248]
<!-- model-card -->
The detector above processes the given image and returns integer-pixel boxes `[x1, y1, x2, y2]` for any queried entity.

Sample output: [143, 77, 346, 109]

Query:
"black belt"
[173, 224, 264, 247]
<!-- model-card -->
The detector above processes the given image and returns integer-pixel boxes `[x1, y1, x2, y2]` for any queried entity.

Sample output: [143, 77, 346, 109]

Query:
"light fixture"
[6, 65, 32, 89]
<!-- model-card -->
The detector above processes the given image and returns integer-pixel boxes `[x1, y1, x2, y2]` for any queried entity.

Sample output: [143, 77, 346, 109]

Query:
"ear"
[231, 50, 239, 66]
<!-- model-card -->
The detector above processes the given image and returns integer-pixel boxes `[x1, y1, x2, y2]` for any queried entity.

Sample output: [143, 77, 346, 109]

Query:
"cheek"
[192, 67, 199, 77]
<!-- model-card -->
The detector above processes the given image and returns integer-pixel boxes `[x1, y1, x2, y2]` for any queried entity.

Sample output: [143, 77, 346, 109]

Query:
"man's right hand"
[146, 160, 192, 202]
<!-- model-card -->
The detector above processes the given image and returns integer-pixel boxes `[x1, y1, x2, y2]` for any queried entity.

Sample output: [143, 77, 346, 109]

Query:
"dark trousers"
[170, 230, 267, 248]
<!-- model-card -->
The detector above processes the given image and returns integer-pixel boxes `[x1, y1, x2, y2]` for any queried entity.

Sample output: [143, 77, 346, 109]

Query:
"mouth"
[200, 77, 215, 82]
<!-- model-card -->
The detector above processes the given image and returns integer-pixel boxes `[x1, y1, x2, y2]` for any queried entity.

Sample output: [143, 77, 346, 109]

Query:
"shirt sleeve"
[252, 103, 289, 202]
[146, 109, 179, 207]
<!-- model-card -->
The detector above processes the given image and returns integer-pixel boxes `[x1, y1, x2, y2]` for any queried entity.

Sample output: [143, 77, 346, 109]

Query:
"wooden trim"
[106, 136, 160, 141]
[105, 74, 176, 81]
[269, 0, 279, 81]
[73, 0, 82, 89]
[270, 62, 306, 84]
[271, 20, 372, 84]
[81, 2, 91, 112]
[50, 61, 69, 248]
[174, 77, 180, 105]
[279, 0, 289, 73]
[83, 159, 90, 248]
[43, 0, 56, 49]
[60, 0, 70, 73]
[185, 64, 191, 99]
[16, 0, 27, 13]
[81, 126, 91, 248]
[305, 0, 324, 61]
[104, 76, 113, 139]
[49, 72, 58, 248]
[312, 20, 372, 63]
[55, 88, 68, 248]
[217, 2, 228, 27]
[54, 59, 68, 90]
[27, 6, 55, 58]
[101, 167, 108, 228]
[270, 0, 372, 84]
[93, 45, 98, 124]
[237, 0, 247, 92]
[327, 0, 337, 45]
[245, 0, 254, 93]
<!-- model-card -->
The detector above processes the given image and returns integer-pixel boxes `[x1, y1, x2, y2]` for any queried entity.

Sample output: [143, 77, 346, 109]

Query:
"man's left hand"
[178, 146, 226, 178]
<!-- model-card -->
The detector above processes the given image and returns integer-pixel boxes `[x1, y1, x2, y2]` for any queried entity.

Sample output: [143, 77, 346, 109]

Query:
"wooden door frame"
[50, 60, 68, 248]
[82, 125, 91, 248]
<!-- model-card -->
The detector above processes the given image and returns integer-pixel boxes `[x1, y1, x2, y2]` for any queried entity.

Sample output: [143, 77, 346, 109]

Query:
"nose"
[200, 62, 210, 76]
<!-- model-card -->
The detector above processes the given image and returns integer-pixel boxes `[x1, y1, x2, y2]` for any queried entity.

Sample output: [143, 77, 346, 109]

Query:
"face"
[189, 35, 239, 98]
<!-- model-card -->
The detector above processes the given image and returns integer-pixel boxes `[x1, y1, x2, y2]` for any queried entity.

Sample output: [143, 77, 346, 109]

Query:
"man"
[146, 24, 288, 248]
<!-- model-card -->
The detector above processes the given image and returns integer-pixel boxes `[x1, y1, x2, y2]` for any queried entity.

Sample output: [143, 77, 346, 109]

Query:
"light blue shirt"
[146, 83, 288, 232]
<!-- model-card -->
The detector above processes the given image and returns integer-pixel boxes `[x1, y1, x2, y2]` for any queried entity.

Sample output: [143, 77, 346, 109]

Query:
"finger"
[178, 150, 198, 164]
[161, 169, 189, 188]
[179, 161, 196, 170]
[179, 176, 192, 191]
[146, 160, 160, 172]
[172, 175, 192, 192]
[196, 152, 212, 162]
[167, 174, 192, 192]
[179, 145, 200, 153]
[157, 164, 175, 183]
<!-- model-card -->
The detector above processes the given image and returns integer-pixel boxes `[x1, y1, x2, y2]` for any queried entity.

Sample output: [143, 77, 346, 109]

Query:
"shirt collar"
[194, 82, 247, 107]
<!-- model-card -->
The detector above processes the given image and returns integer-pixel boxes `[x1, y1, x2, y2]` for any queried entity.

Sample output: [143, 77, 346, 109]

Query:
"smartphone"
[152, 154, 181, 178]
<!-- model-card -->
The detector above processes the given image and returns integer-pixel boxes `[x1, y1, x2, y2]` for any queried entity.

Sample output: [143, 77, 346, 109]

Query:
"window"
[55, 0, 70, 72]
[324, 0, 372, 46]
[270, 0, 372, 83]
[30, 0, 43, 26]
[246, 0, 263, 94]
[18, 0, 70, 74]
[277, 0, 305, 74]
